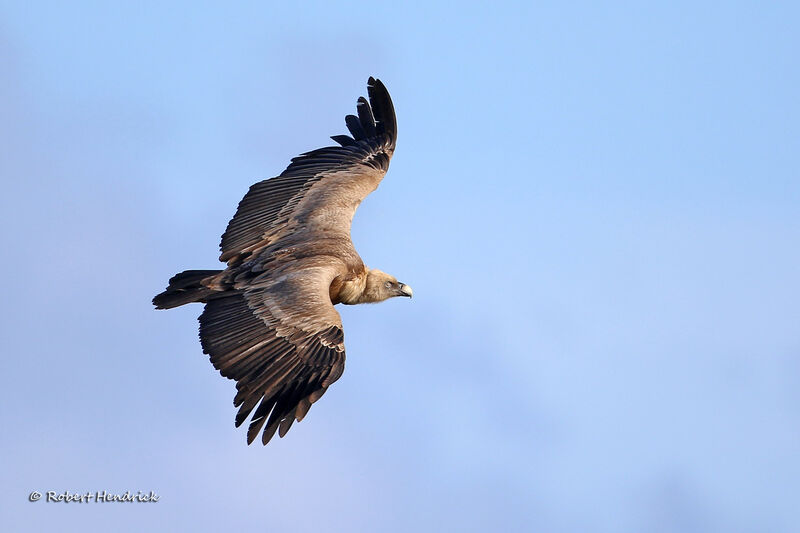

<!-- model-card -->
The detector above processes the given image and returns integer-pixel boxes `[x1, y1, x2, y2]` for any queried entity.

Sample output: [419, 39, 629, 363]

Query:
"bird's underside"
[153, 77, 412, 445]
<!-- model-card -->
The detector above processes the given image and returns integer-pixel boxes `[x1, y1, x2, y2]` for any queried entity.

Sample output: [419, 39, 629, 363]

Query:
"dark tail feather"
[153, 269, 222, 309]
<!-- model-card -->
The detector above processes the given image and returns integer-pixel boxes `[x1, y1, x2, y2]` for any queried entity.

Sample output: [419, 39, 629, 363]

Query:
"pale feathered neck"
[355, 269, 395, 304]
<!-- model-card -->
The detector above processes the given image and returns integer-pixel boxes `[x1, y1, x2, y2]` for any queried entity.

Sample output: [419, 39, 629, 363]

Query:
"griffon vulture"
[153, 78, 411, 445]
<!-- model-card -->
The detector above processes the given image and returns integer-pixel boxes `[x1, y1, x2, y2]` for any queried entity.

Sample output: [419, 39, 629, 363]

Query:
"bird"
[153, 77, 411, 445]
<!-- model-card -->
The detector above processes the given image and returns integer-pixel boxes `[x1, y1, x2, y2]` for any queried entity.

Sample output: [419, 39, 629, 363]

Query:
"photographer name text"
[29, 490, 159, 503]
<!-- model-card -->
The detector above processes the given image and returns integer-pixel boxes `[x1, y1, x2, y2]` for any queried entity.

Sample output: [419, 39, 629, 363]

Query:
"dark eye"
[384, 281, 393, 289]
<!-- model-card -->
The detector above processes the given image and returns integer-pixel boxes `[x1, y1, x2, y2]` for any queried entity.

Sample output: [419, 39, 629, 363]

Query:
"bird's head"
[360, 269, 413, 303]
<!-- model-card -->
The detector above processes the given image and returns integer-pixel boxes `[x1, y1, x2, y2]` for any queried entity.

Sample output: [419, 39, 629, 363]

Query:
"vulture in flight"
[154, 78, 411, 445]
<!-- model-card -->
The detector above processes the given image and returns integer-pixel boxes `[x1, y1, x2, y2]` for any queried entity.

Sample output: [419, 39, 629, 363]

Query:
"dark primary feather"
[367, 77, 396, 137]
[345, 114, 366, 140]
[356, 97, 377, 137]
[218, 78, 397, 264]
[330, 135, 356, 147]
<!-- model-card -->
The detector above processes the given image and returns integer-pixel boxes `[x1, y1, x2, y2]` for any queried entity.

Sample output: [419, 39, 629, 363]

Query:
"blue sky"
[2, 1, 799, 531]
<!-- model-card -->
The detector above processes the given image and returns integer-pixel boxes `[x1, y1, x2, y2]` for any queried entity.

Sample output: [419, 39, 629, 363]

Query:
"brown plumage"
[153, 78, 412, 445]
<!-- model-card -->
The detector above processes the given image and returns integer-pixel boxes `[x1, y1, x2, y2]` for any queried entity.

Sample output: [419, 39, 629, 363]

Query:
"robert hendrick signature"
[29, 490, 159, 503]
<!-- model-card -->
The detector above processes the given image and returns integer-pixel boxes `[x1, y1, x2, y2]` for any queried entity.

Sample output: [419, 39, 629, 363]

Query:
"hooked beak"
[398, 283, 413, 298]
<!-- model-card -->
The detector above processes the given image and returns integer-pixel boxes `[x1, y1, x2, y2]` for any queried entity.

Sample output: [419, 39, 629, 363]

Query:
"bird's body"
[153, 78, 411, 445]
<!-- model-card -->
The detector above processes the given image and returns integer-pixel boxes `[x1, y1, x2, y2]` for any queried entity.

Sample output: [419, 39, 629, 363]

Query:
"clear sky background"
[2, 1, 798, 531]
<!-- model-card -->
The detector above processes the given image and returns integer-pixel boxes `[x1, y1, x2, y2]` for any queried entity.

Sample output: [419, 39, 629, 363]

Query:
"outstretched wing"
[219, 77, 397, 264]
[199, 262, 346, 445]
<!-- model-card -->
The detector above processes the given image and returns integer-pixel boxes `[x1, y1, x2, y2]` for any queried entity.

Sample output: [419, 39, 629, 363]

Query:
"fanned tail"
[153, 269, 222, 309]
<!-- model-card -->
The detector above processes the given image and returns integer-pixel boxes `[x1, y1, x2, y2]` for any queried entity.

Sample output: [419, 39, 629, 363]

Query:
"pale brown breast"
[329, 266, 367, 305]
